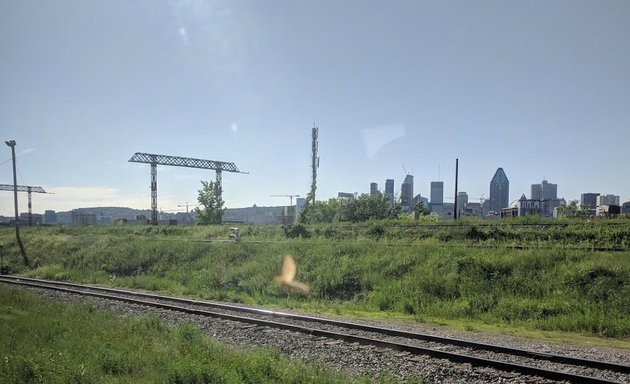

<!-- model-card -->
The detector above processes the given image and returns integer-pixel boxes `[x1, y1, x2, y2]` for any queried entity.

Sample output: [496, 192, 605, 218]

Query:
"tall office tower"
[581, 193, 600, 209]
[385, 179, 394, 202]
[531, 179, 558, 200]
[430, 181, 444, 205]
[400, 175, 414, 211]
[370, 182, 379, 196]
[456, 191, 468, 213]
[489, 168, 509, 213]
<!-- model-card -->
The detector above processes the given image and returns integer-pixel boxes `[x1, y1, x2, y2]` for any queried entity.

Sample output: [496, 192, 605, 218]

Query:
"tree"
[194, 180, 226, 225]
[298, 194, 402, 224]
[412, 201, 431, 219]
[556, 200, 588, 218]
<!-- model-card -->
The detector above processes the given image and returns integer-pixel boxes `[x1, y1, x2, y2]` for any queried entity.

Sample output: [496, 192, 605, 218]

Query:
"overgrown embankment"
[1, 221, 629, 340]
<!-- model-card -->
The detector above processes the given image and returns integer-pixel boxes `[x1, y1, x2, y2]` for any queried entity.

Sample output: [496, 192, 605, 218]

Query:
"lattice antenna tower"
[310, 124, 319, 223]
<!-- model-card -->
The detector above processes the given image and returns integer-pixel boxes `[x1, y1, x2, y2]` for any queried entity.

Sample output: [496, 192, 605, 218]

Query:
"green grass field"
[1, 220, 629, 347]
[0, 285, 407, 383]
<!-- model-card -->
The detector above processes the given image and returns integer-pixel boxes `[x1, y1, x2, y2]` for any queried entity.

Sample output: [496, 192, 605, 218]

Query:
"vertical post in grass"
[5, 140, 28, 267]
[453, 158, 458, 221]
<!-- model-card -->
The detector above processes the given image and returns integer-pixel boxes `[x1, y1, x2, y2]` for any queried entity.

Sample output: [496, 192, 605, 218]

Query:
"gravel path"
[6, 283, 629, 383]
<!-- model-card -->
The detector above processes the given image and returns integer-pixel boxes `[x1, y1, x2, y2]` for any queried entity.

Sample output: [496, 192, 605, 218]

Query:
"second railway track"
[1, 275, 629, 384]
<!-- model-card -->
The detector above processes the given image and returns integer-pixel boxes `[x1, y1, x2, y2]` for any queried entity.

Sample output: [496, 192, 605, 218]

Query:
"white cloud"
[230, 123, 238, 134]
[178, 26, 189, 45]
[18, 148, 36, 156]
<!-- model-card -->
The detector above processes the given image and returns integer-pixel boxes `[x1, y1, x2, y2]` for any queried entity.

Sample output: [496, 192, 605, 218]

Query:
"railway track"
[1, 275, 628, 383]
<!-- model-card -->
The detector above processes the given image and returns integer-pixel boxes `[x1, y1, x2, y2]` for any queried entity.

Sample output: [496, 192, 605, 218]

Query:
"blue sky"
[1, 0, 629, 215]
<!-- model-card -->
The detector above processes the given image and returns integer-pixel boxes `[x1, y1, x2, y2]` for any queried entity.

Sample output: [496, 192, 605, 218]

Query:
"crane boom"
[129, 152, 246, 225]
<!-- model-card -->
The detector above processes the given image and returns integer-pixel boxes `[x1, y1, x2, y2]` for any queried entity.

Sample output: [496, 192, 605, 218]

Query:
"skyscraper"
[385, 179, 394, 203]
[401, 175, 414, 211]
[531, 180, 557, 200]
[430, 181, 444, 205]
[370, 182, 378, 196]
[489, 168, 509, 213]
[581, 193, 599, 209]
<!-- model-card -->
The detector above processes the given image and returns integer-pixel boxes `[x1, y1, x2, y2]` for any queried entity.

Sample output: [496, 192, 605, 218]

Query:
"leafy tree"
[194, 180, 226, 225]
[556, 200, 588, 218]
[299, 194, 402, 223]
[412, 201, 431, 219]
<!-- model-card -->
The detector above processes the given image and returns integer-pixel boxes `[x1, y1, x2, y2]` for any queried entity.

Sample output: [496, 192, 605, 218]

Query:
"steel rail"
[1, 276, 627, 383]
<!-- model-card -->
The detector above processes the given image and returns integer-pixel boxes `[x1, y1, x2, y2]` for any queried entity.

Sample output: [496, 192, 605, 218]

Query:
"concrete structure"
[430, 181, 444, 205]
[489, 168, 509, 214]
[223, 205, 289, 225]
[597, 194, 620, 207]
[43, 210, 57, 225]
[338, 192, 355, 199]
[622, 201, 630, 215]
[370, 182, 379, 196]
[462, 202, 483, 217]
[400, 175, 414, 212]
[431, 202, 454, 220]
[581, 193, 600, 209]
[531, 180, 557, 200]
[71, 210, 97, 226]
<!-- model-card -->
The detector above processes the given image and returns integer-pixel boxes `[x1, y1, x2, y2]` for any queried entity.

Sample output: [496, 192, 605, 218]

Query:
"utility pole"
[5, 140, 28, 267]
[453, 158, 459, 221]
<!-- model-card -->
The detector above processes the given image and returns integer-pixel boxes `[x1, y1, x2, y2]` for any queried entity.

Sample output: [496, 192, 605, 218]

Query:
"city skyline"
[1, 1, 629, 215]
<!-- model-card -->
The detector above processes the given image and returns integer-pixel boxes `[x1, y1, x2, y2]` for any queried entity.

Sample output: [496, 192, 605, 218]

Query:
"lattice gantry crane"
[0, 184, 50, 226]
[129, 152, 247, 225]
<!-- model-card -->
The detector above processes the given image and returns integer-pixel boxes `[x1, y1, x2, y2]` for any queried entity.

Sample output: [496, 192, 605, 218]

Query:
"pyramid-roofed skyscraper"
[489, 168, 509, 213]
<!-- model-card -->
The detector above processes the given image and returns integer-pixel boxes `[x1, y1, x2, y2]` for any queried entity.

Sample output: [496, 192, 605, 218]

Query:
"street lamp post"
[5, 140, 28, 267]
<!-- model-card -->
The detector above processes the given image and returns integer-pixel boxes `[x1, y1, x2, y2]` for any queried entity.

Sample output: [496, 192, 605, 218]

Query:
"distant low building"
[223, 205, 289, 225]
[462, 202, 483, 217]
[516, 194, 565, 218]
[597, 204, 621, 218]
[71, 210, 96, 226]
[44, 210, 57, 225]
[517, 195, 544, 217]
[501, 207, 519, 218]
[597, 194, 620, 207]
[456, 192, 468, 215]
[19, 212, 43, 225]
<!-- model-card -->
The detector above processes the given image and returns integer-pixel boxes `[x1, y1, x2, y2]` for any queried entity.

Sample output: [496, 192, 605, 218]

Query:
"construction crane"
[177, 202, 199, 213]
[270, 194, 300, 206]
[129, 152, 247, 225]
[0, 184, 51, 226]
